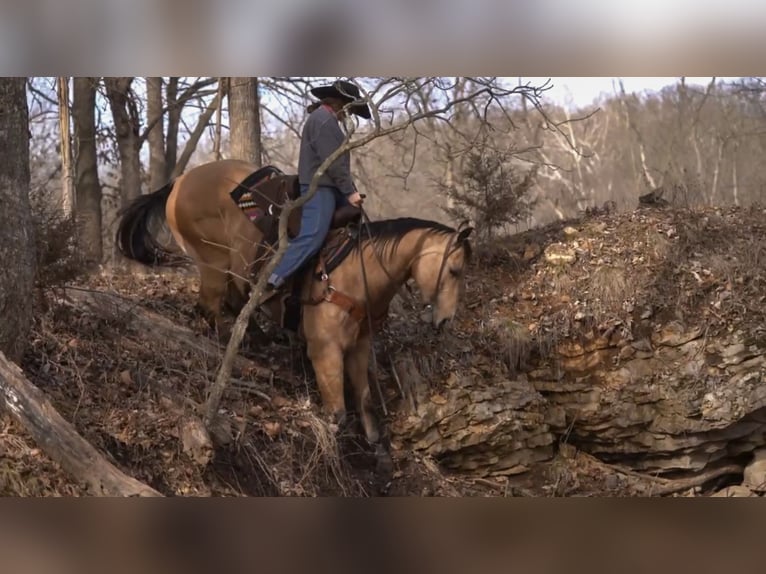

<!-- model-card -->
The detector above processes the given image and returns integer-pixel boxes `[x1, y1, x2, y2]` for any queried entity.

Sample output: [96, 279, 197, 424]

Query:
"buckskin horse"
[115, 158, 473, 466]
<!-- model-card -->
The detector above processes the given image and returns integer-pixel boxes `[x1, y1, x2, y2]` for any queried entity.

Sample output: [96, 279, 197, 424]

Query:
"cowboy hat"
[310, 80, 371, 119]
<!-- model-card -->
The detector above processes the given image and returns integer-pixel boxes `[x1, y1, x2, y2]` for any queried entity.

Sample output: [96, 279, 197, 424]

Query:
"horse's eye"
[449, 268, 462, 278]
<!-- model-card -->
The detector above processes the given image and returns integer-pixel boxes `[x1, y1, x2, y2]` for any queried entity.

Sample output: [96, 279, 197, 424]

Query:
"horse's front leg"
[345, 334, 392, 474]
[306, 340, 347, 426]
[344, 334, 379, 444]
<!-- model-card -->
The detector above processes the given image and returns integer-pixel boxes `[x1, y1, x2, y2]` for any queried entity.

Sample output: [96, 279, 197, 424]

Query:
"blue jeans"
[268, 184, 348, 287]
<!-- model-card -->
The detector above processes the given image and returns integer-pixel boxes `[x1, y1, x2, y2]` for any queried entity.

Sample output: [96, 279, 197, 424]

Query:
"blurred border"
[0, 0, 763, 74]
[1, 498, 763, 573]
[2, 1, 764, 572]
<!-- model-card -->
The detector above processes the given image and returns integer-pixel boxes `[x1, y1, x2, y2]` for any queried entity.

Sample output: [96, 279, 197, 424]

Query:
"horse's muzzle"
[421, 304, 453, 331]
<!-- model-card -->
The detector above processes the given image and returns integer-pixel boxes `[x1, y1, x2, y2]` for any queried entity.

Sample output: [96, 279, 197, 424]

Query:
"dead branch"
[138, 77, 218, 144]
[58, 287, 271, 380]
[171, 87, 226, 177]
[0, 351, 161, 496]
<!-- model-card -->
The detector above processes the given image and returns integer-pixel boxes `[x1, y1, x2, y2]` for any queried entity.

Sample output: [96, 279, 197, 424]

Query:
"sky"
[524, 77, 742, 109]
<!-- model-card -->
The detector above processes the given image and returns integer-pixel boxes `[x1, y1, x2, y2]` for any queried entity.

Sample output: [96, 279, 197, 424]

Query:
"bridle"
[358, 207, 468, 313]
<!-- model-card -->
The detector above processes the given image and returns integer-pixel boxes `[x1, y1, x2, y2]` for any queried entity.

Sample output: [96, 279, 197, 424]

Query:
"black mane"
[354, 217, 468, 258]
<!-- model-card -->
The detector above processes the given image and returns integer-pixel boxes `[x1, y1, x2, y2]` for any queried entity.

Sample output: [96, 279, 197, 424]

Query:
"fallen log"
[0, 352, 161, 496]
[59, 287, 272, 379]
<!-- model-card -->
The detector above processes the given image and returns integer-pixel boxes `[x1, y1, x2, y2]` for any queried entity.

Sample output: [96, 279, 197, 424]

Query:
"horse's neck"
[360, 234, 422, 302]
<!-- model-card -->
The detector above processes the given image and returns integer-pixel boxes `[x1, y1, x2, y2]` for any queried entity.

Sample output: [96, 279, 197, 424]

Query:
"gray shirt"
[298, 105, 356, 196]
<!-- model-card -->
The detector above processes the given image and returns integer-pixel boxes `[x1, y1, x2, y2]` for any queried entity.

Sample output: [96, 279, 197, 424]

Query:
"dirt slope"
[3, 204, 765, 496]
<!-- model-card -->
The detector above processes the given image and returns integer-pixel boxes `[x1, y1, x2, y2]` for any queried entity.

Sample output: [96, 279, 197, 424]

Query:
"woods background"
[21, 76, 766, 269]
[2, 76, 766, 497]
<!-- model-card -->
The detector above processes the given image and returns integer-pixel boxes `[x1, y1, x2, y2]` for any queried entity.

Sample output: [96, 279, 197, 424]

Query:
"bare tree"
[171, 83, 226, 177]
[146, 77, 167, 189]
[104, 77, 142, 204]
[213, 77, 224, 160]
[0, 77, 35, 362]
[618, 79, 657, 192]
[165, 77, 180, 178]
[72, 77, 103, 267]
[139, 77, 218, 181]
[57, 77, 74, 214]
[228, 77, 262, 166]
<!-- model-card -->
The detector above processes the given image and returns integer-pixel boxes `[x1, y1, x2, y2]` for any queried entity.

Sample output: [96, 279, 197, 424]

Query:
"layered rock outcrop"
[388, 206, 766, 493]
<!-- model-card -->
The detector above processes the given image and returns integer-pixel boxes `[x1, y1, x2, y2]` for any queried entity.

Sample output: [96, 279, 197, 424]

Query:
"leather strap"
[302, 257, 368, 324]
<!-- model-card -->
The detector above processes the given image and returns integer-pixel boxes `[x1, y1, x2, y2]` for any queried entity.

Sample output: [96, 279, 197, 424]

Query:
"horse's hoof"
[333, 410, 348, 429]
[374, 445, 394, 477]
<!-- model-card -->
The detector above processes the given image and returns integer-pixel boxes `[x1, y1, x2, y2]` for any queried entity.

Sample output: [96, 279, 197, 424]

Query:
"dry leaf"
[263, 421, 281, 438]
[271, 395, 290, 409]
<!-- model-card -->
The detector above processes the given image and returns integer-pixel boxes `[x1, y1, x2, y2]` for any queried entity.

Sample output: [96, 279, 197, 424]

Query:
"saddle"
[230, 165, 362, 245]
[230, 165, 363, 333]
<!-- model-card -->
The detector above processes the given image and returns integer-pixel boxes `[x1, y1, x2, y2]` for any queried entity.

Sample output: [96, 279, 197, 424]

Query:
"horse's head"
[410, 222, 473, 330]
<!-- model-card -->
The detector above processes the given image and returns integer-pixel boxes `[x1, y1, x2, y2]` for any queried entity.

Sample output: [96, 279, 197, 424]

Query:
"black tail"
[115, 180, 187, 266]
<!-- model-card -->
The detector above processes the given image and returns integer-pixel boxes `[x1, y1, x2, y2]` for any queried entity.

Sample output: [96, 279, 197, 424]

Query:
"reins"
[354, 206, 461, 418]
[356, 206, 388, 416]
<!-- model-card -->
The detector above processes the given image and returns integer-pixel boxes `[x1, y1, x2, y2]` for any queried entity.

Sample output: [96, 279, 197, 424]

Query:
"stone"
[743, 449, 766, 492]
[563, 226, 579, 236]
[711, 485, 756, 497]
[523, 243, 542, 261]
[654, 322, 703, 347]
[544, 243, 576, 265]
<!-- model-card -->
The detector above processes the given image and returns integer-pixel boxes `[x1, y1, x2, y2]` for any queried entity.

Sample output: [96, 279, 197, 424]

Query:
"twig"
[607, 462, 744, 496]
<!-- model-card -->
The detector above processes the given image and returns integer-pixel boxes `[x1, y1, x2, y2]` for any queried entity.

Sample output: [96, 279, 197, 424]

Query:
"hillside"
[3, 204, 765, 497]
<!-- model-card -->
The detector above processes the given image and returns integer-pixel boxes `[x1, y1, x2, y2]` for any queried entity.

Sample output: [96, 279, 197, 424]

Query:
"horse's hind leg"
[196, 264, 229, 337]
[345, 335, 392, 475]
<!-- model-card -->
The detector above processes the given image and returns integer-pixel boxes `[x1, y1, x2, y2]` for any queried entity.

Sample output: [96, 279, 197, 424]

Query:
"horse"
[115, 159, 473, 466]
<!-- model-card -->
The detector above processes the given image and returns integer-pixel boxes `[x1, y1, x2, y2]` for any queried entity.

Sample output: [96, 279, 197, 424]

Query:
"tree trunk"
[732, 142, 740, 206]
[618, 80, 657, 190]
[0, 352, 161, 496]
[72, 77, 103, 267]
[0, 77, 35, 363]
[228, 77, 261, 166]
[213, 77, 224, 160]
[59, 287, 271, 380]
[146, 77, 167, 190]
[165, 77, 179, 179]
[57, 77, 74, 214]
[104, 77, 142, 205]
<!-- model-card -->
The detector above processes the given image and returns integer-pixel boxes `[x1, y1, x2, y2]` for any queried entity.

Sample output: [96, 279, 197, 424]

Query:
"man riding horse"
[259, 79, 371, 306]
[114, 79, 473, 472]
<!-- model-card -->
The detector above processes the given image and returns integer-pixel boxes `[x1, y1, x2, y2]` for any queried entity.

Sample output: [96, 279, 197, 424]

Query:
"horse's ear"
[456, 226, 473, 243]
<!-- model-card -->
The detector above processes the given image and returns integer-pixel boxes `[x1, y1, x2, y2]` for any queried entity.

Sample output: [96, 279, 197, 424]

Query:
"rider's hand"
[348, 191, 364, 208]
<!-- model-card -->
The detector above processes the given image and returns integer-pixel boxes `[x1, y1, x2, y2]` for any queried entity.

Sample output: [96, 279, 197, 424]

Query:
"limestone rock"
[387, 206, 766, 485]
[711, 485, 757, 497]
[544, 243, 576, 265]
[743, 449, 766, 492]
[391, 373, 557, 477]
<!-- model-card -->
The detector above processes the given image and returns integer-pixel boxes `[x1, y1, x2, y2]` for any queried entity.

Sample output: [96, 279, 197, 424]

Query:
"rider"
[260, 79, 371, 303]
